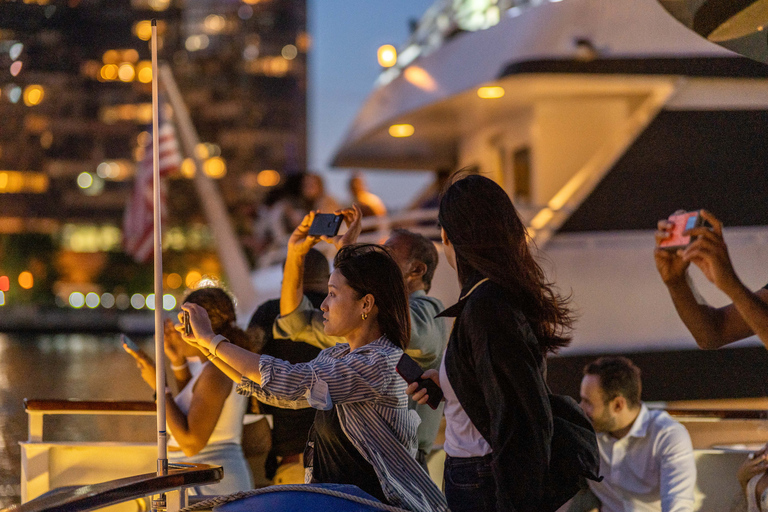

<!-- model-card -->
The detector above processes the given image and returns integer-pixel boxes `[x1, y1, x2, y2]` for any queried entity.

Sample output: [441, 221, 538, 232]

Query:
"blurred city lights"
[256, 169, 280, 187]
[100, 64, 119, 80]
[0, 291, 4, 306]
[243, 44, 259, 60]
[40, 131, 53, 149]
[136, 61, 152, 83]
[163, 294, 176, 311]
[180, 158, 196, 178]
[242, 0, 261, 4]
[185, 35, 210, 52]
[131, 293, 145, 309]
[116, 294, 130, 310]
[23, 85, 45, 106]
[77, 172, 94, 189]
[238, 5, 253, 20]
[204, 14, 226, 34]
[148, 0, 170, 11]
[7, 85, 21, 104]
[18, 271, 33, 290]
[85, 292, 100, 308]
[101, 293, 115, 308]
[146, 294, 155, 310]
[122, 49, 139, 63]
[10, 61, 22, 77]
[166, 273, 182, 289]
[118, 63, 135, 82]
[388, 124, 415, 138]
[377, 45, 397, 68]
[296, 33, 312, 52]
[134, 20, 152, 41]
[203, 157, 226, 178]
[69, 292, 85, 308]
[0, 276, 9, 292]
[281, 44, 298, 60]
[9, 43, 23, 61]
[186, 271, 202, 288]
[102, 50, 120, 64]
[477, 86, 505, 99]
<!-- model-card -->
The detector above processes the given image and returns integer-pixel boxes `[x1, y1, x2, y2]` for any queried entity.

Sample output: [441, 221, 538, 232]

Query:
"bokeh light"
[130, 293, 145, 309]
[69, 292, 85, 308]
[185, 271, 202, 288]
[85, 292, 100, 308]
[163, 294, 177, 311]
[23, 85, 45, 106]
[166, 273, 182, 289]
[388, 124, 415, 138]
[256, 169, 280, 187]
[377, 45, 397, 68]
[101, 293, 115, 308]
[18, 271, 33, 290]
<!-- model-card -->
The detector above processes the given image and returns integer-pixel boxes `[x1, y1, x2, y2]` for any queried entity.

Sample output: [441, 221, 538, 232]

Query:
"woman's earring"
[362, 312, 368, 320]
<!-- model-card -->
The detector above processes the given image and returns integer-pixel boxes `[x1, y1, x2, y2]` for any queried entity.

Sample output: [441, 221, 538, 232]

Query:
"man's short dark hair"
[304, 248, 330, 286]
[584, 356, 642, 409]
[390, 228, 439, 293]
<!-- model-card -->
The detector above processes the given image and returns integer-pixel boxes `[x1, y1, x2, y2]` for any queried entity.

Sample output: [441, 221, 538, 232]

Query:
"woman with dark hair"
[124, 286, 253, 495]
[410, 174, 575, 512]
[178, 216, 447, 511]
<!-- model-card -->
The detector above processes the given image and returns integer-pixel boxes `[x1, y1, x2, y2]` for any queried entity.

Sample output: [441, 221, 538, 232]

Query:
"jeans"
[444, 454, 497, 512]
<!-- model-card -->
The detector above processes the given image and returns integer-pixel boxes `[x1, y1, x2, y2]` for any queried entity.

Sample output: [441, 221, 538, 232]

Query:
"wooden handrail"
[24, 399, 156, 413]
[3, 463, 222, 512]
[666, 409, 768, 420]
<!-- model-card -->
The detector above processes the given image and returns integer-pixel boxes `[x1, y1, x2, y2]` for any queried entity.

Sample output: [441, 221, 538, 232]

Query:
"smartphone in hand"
[121, 334, 140, 352]
[396, 353, 443, 410]
[659, 210, 705, 250]
[307, 213, 343, 237]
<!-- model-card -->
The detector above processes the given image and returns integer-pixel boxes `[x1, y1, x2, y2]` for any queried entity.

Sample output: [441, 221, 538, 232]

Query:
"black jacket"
[439, 274, 553, 512]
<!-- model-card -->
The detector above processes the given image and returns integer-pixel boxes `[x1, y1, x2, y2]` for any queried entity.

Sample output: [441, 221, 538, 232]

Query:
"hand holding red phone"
[680, 210, 740, 292]
[654, 211, 692, 286]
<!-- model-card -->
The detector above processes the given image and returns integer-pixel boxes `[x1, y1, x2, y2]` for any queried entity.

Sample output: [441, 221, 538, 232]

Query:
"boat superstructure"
[331, 0, 768, 356]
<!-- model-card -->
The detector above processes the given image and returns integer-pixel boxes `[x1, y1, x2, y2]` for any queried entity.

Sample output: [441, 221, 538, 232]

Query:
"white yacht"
[332, 0, 768, 358]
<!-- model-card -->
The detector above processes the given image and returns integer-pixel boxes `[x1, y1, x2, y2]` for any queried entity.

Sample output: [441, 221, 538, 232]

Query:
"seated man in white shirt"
[571, 356, 696, 512]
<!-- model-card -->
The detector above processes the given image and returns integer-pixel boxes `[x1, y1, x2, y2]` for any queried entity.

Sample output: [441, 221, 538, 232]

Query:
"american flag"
[123, 103, 182, 263]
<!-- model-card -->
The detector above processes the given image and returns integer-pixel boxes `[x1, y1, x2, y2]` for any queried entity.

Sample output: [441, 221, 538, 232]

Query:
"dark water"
[0, 332, 159, 508]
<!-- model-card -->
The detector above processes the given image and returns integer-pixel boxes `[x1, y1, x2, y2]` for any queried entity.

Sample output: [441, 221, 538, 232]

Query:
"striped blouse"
[236, 336, 448, 512]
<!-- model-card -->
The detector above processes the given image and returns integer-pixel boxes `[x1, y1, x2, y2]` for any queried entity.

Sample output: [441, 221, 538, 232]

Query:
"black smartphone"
[183, 310, 192, 337]
[396, 353, 443, 410]
[121, 334, 140, 352]
[307, 213, 343, 237]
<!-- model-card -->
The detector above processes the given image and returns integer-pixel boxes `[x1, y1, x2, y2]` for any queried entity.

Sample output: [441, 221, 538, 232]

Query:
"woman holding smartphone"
[409, 174, 575, 512]
[178, 238, 448, 512]
[124, 286, 253, 495]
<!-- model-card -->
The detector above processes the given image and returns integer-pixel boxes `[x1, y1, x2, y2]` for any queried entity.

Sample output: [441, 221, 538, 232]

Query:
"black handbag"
[543, 392, 602, 511]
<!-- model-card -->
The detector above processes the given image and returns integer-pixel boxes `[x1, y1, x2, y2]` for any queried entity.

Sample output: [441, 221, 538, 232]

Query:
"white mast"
[150, 18, 168, 479]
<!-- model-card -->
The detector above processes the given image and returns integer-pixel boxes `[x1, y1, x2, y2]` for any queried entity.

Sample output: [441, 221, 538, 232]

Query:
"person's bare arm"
[165, 364, 231, 457]
[655, 212, 757, 349]
[280, 212, 319, 317]
[178, 303, 263, 384]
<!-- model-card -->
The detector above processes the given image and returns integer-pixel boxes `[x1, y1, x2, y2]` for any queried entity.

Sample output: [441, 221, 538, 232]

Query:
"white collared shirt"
[588, 403, 696, 512]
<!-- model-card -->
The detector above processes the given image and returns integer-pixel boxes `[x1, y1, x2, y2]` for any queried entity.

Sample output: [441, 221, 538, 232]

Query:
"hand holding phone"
[307, 213, 343, 237]
[121, 334, 141, 353]
[658, 210, 705, 251]
[396, 353, 443, 410]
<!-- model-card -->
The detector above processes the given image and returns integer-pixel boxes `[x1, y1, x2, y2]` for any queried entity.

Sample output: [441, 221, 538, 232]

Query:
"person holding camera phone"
[177, 240, 448, 511]
[654, 209, 768, 350]
[123, 287, 253, 495]
[275, 204, 449, 474]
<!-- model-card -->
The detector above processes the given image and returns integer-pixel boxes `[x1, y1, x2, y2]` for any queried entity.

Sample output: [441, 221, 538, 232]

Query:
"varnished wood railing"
[24, 399, 156, 442]
[3, 462, 222, 512]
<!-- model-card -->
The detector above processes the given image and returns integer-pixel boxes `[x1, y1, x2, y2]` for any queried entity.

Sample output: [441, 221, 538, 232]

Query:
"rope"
[178, 484, 410, 512]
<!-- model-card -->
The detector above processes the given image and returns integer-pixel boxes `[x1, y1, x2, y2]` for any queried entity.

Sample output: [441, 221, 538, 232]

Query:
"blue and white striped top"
[236, 336, 448, 512]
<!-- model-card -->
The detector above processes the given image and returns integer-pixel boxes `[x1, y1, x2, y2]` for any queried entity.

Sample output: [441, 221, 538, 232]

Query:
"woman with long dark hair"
[124, 286, 253, 495]
[410, 174, 575, 512]
[179, 227, 447, 511]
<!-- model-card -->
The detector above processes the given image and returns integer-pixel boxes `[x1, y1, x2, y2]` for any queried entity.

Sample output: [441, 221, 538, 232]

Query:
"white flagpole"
[150, 18, 168, 479]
